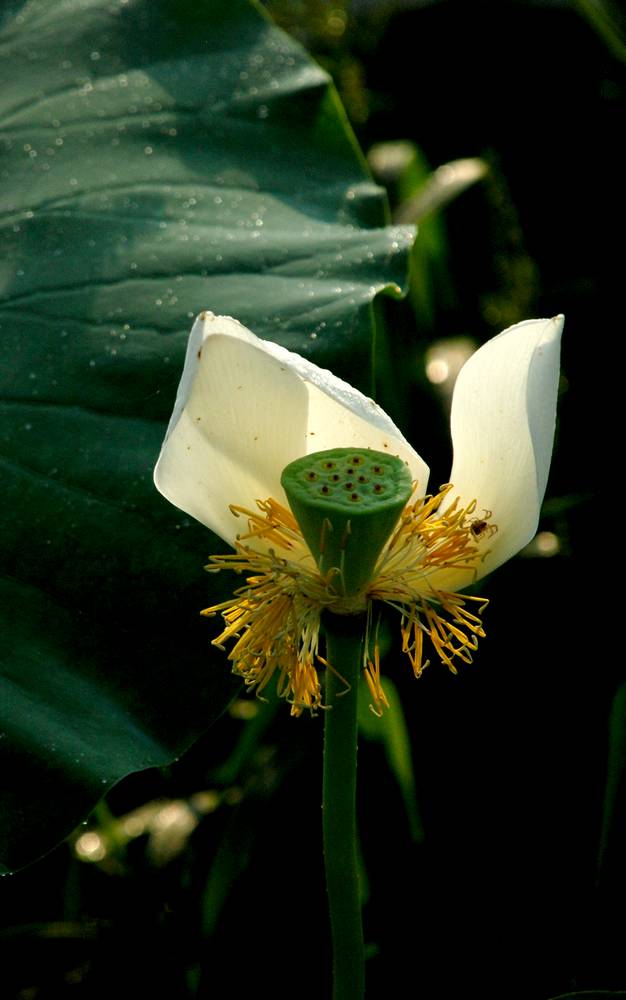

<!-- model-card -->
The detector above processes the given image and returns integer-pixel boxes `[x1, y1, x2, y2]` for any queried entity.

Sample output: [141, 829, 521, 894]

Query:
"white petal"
[154, 313, 429, 545]
[441, 316, 563, 586]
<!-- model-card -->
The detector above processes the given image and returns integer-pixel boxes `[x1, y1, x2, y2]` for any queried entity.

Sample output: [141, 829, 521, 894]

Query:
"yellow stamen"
[364, 643, 390, 718]
[203, 485, 494, 715]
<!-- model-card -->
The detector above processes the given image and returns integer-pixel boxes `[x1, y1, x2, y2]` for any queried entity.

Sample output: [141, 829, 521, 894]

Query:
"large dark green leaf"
[0, 0, 414, 872]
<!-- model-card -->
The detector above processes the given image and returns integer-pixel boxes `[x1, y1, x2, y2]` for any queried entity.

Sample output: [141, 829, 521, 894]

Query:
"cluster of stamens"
[202, 483, 495, 717]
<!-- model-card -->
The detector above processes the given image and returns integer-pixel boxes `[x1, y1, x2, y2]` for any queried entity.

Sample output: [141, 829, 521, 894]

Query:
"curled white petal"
[441, 315, 563, 586]
[154, 313, 429, 545]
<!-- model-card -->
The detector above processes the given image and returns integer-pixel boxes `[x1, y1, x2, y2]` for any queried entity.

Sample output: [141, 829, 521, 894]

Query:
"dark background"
[1, 2, 622, 997]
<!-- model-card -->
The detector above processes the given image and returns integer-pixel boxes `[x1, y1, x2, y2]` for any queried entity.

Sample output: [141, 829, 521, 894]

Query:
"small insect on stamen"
[469, 511, 497, 540]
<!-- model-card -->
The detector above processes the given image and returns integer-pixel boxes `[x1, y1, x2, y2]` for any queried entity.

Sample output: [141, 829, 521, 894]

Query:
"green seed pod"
[281, 447, 413, 596]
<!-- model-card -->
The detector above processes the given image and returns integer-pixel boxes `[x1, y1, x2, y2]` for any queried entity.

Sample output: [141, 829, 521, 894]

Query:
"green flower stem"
[322, 611, 366, 1000]
[281, 448, 411, 997]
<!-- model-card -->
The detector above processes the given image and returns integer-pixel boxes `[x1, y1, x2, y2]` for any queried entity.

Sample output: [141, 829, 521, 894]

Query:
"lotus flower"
[154, 312, 563, 714]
